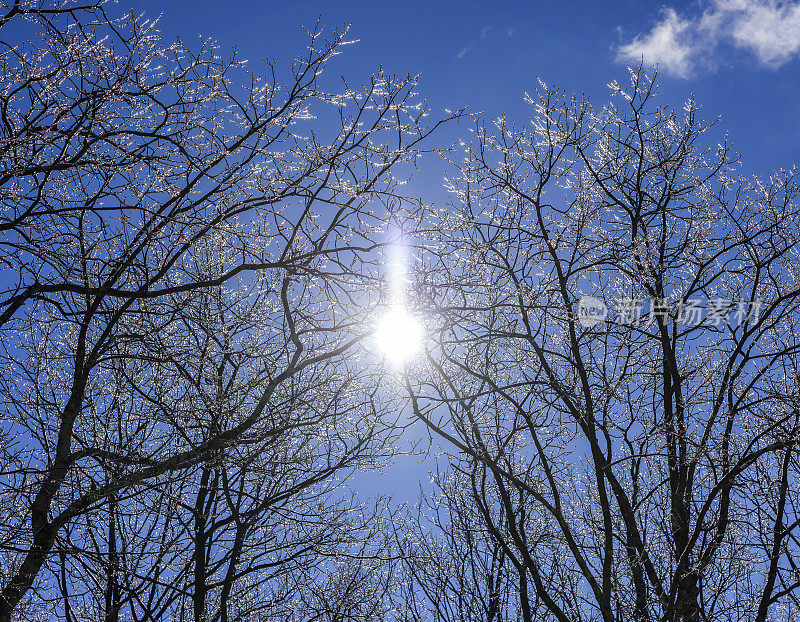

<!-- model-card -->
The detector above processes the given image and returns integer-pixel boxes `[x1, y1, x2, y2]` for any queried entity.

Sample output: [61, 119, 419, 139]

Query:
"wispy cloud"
[618, 8, 695, 78]
[457, 41, 476, 60]
[456, 23, 494, 60]
[716, 0, 800, 66]
[617, 0, 800, 78]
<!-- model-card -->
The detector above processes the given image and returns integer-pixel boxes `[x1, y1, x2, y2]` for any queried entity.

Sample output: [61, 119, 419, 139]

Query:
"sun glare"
[375, 306, 424, 367]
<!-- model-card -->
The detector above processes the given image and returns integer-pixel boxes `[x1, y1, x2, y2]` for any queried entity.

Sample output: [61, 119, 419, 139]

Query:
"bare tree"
[0, 1, 452, 619]
[49, 277, 402, 622]
[397, 467, 519, 622]
[404, 68, 800, 622]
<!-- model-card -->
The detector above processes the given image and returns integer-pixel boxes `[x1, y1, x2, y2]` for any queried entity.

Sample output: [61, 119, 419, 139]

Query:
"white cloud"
[617, 8, 696, 77]
[715, 0, 800, 66]
[618, 0, 800, 77]
[456, 41, 475, 60]
[456, 24, 495, 60]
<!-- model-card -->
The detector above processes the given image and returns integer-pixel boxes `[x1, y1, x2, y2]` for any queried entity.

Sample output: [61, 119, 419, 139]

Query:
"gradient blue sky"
[152, 0, 800, 175]
[147, 0, 800, 503]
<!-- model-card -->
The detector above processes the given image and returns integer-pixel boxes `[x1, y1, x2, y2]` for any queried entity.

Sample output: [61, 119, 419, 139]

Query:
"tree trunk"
[0, 389, 84, 621]
[193, 467, 214, 622]
[104, 495, 120, 622]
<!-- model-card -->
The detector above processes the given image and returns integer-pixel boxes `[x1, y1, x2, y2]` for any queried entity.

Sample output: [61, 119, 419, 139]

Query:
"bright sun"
[375, 306, 424, 367]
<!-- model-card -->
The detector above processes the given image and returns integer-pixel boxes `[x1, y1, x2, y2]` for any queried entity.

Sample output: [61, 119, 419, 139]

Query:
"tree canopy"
[1, 3, 799, 622]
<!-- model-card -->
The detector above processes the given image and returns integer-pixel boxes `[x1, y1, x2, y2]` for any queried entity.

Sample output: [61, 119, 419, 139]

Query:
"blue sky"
[148, 0, 800, 503]
[153, 0, 800, 177]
